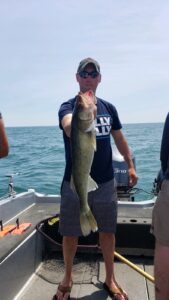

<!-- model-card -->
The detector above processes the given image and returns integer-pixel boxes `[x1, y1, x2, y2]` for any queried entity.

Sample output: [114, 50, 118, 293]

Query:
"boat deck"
[0, 194, 155, 300]
[17, 254, 154, 300]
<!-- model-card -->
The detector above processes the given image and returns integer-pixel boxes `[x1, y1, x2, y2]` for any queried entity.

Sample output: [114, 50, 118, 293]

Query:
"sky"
[0, 0, 169, 127]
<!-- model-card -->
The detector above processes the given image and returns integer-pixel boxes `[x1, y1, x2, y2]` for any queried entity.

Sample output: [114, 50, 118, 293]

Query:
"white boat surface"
[0, 186, 156, 300]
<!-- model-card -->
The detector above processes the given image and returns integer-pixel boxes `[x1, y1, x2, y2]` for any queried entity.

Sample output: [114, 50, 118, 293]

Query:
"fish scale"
[71, 90, 98, 236]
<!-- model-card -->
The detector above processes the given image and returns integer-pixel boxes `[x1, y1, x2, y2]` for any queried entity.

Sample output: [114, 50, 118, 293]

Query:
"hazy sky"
[0, 0, 169, 127]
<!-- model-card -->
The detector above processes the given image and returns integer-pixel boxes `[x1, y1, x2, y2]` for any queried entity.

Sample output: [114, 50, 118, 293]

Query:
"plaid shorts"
[151, 179, 169, 246]
[59, 179, 118, 236]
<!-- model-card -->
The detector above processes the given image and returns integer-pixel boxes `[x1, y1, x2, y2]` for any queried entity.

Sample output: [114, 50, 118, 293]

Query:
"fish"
[71, 90, 98, 236]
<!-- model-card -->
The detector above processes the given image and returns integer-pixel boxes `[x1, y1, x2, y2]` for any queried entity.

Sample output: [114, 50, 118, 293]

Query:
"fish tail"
[87, 209, 98, 233]
[80, 209, 98, 236]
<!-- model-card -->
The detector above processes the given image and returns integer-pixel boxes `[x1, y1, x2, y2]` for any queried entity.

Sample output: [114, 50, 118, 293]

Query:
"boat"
[0, 150, 158, 300]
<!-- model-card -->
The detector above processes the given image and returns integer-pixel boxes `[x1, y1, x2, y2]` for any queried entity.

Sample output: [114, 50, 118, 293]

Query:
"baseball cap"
[77, 57, 100, 73]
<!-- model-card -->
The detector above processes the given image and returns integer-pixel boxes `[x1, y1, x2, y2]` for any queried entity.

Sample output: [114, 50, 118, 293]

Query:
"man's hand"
[128, 167, 138, 187]
[61, 113, 72, 137]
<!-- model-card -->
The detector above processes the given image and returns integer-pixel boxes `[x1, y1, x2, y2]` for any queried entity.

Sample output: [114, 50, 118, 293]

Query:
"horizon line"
[6, 121, 164, 128]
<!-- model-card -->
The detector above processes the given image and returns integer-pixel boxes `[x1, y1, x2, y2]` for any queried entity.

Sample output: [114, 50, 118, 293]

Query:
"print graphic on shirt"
[95, 115, 112, 138]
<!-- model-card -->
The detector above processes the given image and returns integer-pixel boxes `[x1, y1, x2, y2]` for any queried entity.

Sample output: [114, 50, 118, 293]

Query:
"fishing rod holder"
[5, 173, 19, 197]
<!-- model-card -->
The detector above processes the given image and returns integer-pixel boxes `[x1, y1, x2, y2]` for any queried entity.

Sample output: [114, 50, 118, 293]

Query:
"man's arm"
[0, 114, 9, 158]
[61, 113, 72, 137]
[111, 129, 138, 186]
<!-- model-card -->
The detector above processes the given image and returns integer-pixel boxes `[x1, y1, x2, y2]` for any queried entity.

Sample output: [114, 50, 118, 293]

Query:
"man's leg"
[154, 241, 169, 300]
[99, 232, 126, 300]
[56, 236, 78, 300]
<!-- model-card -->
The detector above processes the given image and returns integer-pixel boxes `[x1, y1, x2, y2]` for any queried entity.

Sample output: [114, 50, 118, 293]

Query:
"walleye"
[71, 90, 98, 236]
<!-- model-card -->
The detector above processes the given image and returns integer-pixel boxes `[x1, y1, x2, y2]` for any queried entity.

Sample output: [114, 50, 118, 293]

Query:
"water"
[0, 123, 163, 200]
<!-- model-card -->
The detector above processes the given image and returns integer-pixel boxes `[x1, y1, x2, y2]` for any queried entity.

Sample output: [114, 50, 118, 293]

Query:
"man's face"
[76, 63, 101, 93]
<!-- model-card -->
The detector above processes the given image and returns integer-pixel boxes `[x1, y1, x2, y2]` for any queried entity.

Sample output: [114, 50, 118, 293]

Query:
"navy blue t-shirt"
[58, 96, 122, 184]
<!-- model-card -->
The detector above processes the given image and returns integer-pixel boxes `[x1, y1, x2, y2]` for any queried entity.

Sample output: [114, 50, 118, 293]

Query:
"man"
[0, 112, 9, 158]
[56, 58, 138, 300]
[152, 112, 169, 300]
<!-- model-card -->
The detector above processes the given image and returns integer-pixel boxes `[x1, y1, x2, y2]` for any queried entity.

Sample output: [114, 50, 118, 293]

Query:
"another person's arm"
[160, 113, 169, 174]
[0, 113, 9, 158]
[111, 129, 138, 186]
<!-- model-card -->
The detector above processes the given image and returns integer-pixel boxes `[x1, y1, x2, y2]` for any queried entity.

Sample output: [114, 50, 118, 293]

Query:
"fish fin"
[88, 175, 98, 192]
[87, 209, 98, 233]
[85, 120, 95, 133]
[80, 213, 91, 236]
[70, 176, 76, 193]
[91, 133, 97, 151]
[80, 209, 98, 236]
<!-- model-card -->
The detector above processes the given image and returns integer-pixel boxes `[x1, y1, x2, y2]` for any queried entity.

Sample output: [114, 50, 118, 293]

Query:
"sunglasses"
[78, 71, 99, 79]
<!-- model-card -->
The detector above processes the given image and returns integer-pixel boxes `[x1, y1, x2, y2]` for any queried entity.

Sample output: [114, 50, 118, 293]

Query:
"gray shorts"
[151, 179, 169, 246]
[59, 179, 118, 236]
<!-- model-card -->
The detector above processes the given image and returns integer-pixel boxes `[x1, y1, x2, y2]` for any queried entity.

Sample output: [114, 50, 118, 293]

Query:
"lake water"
[0, 123, 163, 200]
